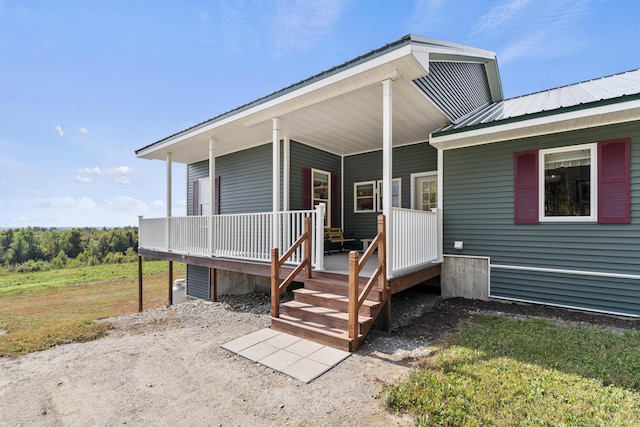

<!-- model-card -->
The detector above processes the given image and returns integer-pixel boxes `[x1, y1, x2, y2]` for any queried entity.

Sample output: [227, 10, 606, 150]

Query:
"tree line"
[0, 227, 139, 272]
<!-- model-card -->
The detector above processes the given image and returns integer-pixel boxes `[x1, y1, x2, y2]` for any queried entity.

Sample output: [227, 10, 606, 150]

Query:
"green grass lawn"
[383, 315, 640, 426]
[0, 261, 184, 357]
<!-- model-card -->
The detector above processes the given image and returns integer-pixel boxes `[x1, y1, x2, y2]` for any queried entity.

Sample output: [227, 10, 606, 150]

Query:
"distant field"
[0, 261, 185, 357]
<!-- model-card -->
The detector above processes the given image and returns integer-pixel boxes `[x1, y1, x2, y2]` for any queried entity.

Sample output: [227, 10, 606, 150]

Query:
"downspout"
[209, 138, 216, 256]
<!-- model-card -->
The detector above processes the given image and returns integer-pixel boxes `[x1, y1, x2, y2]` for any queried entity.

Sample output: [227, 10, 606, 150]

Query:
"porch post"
[382, 79, 393, 276]
[283, 137, 290, 211]
[166, 152, 172, 252]
[209, 138, 216, 256]
[437, 147, 444, 263]
[272, 118, 281, 249]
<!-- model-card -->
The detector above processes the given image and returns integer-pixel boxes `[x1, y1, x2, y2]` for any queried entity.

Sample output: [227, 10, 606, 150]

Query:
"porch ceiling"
[137, 36, 497, 164]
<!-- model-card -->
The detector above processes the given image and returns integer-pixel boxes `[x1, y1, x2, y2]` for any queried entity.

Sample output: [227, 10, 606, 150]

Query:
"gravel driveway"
[2, 285, 637, 427]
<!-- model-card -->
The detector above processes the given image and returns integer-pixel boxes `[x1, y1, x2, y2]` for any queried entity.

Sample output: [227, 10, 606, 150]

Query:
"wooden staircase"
[270, 274, 386, 351]
[269, 215, 389, 352]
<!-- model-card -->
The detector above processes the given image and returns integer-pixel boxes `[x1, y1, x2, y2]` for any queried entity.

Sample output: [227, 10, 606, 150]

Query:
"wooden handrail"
[271, 216, 313, 318]
[348, 215, 387, 347]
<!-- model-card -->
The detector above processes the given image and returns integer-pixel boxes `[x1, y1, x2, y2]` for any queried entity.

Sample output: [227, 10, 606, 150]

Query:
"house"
[135, 34, 640, 350]
[431, 69, 640, 317]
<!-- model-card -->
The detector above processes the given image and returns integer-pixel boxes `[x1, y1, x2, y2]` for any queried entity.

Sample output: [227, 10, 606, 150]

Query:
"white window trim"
[376, 178, 401, 212]
[410, 171, 437, 211]
[311, 168, 331, 226]
[538, 143, 597, 223]
[353, 180, 376, 213]
[353, 178, 401, 213]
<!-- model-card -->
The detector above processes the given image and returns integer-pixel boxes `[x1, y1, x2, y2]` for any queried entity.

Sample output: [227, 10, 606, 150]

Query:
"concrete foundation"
[441, 255, 489, 300]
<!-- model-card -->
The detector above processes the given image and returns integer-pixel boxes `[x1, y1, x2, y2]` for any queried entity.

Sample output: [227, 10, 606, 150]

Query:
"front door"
[412, 172, 437, 211]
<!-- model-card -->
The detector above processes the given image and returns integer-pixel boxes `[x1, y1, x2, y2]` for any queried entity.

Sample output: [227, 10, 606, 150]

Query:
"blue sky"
[1, 0, 638, 227]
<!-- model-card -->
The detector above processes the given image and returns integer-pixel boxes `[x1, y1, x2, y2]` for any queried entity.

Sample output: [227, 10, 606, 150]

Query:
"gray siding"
[413, 62, 492, 121]
[443, 121, 640, 315]
[288, 140, 342, 211]
[187, 143, 273, 215]
[344, 142, 438, 238]
[186, 264, 210, 300]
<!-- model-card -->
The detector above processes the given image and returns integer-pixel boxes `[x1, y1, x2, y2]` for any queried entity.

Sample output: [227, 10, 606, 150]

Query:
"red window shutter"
[302, 168, 312, 209]
[598, 138, 630, 224]
[331, 173, 339, 227]
[214, 176, 221, 215]
[514, 150, 539, 224]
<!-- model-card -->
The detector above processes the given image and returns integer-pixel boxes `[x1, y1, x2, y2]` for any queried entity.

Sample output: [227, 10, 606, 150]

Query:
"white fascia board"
[431, 99, 640, 150]
[137, 45, 424, 159]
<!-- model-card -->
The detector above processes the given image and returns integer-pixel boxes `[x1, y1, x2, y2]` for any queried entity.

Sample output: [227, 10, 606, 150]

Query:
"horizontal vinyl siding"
[443, 121, 640, 315]
[289, 140, 341, 211]
[186, 265, 210, 300]
[344, 142, 438, 238]
[186, 143, 273, 216]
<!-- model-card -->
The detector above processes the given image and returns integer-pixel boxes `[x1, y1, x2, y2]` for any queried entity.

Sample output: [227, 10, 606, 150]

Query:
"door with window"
[412, 172, 437, 211]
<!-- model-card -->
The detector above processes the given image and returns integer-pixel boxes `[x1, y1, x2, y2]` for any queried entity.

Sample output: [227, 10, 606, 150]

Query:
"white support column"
[272, 118, 281, 249]
[166, 152, 172, 251]
[382, 79, 393, 276]
[437, 147, 444, 263]
[283, 137, 290, 211]
[209, 138, 216, 256]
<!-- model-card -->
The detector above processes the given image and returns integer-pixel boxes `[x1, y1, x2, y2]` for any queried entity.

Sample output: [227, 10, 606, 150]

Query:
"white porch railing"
[391, 207, 441, 274]
[138, 205, 325, 269]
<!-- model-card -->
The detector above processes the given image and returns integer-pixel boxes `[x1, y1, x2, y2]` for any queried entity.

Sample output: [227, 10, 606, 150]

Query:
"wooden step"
[270, 315, 360, 351]
[292, 288, 379, 316]
[281, 300, 374, 332]
[303, 277, 382, 301]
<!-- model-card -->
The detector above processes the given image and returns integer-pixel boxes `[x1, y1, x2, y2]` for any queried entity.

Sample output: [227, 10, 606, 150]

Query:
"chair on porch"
[324, 227, 358, 254]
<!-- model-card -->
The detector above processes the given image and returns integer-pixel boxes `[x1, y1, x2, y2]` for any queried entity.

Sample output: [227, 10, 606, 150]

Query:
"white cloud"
[74, 175, 92, 183]
[54, 125, 64, 137]
[78, 166, 102, 175]
[150, 200, 166, 210]
[219, 0, 346, 57]
[472, 0, 595, 65]
[33, 196, 97, 210]
[76, 166, 138, 184]
[104, 196, 148, 212]
[474, 0, 533, 35]
[78, 127, 89, 134]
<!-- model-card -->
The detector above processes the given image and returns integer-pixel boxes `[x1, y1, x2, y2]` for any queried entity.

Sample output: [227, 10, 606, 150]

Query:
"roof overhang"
[430, 98, 640, 150]
[137, 36, 500, 164]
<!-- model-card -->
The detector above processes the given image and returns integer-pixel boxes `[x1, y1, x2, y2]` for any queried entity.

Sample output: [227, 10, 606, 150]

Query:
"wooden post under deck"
[210, 268, 217, 301]
[138, 255, 143, 313]
[168, 261, 173, 306]
[377, 215, 390, 331]
[271, 248, 280, 318]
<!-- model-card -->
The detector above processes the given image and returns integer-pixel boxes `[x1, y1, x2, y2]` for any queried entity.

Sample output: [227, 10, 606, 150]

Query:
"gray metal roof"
[434, 68, 640, 136]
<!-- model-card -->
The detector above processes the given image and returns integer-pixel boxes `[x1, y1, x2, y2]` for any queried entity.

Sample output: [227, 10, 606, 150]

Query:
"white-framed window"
[376, 179, 401, 212]
[353, 178, 401, 213]
[410, 171, 437, 211]
[312, 168, 331, 225]
[539, 143, 597, 222]
[354, 181, 376, 213]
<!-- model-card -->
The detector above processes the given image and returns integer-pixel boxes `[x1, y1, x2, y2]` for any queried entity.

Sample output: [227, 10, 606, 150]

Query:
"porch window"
[354, 181, 375, 212]
[376, 179, 401, 212]
[353, 179, 401, 213]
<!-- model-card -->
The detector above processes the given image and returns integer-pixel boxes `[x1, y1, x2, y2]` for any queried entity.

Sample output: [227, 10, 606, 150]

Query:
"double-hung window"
[514, 138, 630, 224]
[353, 178, 401, 213]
